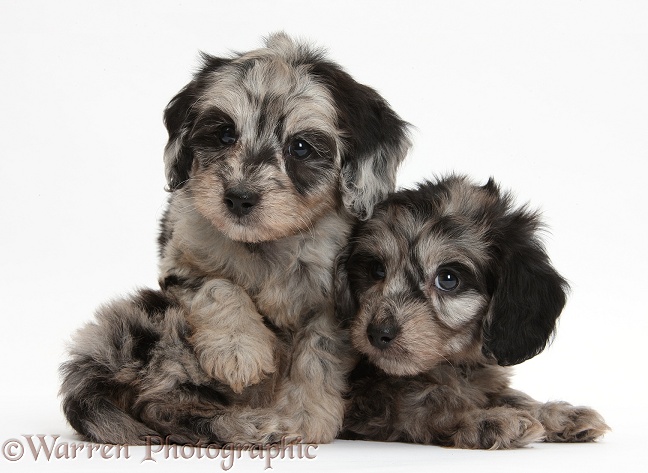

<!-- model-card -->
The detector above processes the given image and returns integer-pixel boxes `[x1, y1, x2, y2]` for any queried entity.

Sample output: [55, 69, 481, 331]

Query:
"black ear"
[482, 203, 569, 366]
[334, 242, 358, 329]
[310, 63, 411, 220]
[163, 54, 230, 190]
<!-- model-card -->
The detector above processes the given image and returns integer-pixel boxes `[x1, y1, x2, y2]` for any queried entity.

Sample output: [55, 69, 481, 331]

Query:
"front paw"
[193, 327, 277, 393]
[215, 409, 302, 445]
[537, 402, 610, 442]
[453, 407, 545, 449]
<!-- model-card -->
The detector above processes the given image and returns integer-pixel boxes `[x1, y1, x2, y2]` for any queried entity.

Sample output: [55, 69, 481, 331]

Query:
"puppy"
[59, 33, 410, 445]
[336, 175, 609, 449]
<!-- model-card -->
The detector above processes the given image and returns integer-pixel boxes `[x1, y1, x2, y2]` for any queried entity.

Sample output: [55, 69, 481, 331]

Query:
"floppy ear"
[310, 64, 411, 220]
[163, 54, 230, 190]
[482, 201, 569, 366]
[333, 242, 358, 329]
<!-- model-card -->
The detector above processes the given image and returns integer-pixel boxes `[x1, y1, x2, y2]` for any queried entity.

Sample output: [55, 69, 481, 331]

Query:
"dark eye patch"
[189, 109, 237, 150]
[346, 251, 387, 289]
[284, 130, 337, 195]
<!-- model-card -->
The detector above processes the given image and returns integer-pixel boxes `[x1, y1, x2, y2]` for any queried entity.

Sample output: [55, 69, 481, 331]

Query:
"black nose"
[367, 323, 399, 350]
[224, 188, 259, 216]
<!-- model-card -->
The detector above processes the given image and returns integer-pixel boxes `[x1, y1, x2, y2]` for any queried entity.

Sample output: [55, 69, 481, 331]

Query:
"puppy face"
[163, 33, 410, 243]
[336, 176, 568, 376]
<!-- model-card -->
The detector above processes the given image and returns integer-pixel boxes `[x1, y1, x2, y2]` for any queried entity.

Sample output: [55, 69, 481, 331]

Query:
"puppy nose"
[224, 188, 259, 216]
[367, 323, 399, 350]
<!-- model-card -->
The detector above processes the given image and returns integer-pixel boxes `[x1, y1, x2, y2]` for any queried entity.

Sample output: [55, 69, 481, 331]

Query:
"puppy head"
[335, 175, 568, 376]
[163, 33, 410, 242]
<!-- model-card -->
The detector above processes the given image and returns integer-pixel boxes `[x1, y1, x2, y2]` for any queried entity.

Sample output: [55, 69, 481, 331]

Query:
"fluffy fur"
[59, 33, 410, 445]
[336, 175, 609, 449]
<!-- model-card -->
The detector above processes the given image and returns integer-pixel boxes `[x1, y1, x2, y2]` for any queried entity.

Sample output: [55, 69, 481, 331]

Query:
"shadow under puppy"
[336, 175, 609, 449]
[59, 33, 410, 445]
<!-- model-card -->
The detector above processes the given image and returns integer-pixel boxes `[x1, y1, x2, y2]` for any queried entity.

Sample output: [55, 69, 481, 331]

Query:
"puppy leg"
[535, 402, 610, 442]
[211, 406, 303, 445]
[451, 407, 545, 449]
[494, 389, 610, 442]
[344, 368, 543, 449]
[188, 279, 277, 393]
[270, 312, 349, 443]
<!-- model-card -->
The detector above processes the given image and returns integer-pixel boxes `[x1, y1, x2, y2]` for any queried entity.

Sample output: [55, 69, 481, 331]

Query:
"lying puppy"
[60, 33, 410, 445]
[336, 175, 609, 449]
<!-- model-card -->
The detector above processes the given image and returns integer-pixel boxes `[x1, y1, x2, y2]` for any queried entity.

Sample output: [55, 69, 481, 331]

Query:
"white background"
[1, 1, 647, 472]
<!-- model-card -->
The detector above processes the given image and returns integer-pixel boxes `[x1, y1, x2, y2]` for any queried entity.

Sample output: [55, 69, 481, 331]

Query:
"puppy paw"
[537, 402, 610, 442]
[280, 403, 342, 444]
[188, 279, 278, 393]
[215, 409, 301, 445]
[453, 407, 545, 449]
[193, 326, 277, 393]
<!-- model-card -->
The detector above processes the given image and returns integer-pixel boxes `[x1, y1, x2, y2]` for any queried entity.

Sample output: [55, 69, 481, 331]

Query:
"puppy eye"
[287, 139, 313, 159]
[369, 261, 386, 281]
[434, 271, 459, 291]
[217, 125, 237, 145]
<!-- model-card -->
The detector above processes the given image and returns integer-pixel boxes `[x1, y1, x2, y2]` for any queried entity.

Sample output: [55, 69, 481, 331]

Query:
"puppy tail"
[59, 291, 168, 445]
[60, 359, 159, 445]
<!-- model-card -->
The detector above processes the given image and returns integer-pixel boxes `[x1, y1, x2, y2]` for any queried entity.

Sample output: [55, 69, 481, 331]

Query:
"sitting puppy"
[336, 175, 609, 449]
[59, 33, 410, 445]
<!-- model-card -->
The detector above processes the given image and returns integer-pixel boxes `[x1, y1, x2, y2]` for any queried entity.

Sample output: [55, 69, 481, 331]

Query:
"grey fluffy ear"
[310, 64, 411, 220]
[482, 196, 569, 366]
[163, 54, 231, 190]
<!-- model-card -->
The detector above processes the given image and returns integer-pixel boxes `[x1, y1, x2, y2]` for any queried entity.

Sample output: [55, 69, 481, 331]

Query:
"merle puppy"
[336, 175, 609, 449]
[60, 33, 410, 445]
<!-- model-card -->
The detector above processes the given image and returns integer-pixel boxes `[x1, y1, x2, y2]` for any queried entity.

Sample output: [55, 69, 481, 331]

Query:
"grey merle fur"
[337, 175, 609, 448]
[60, 33, 410, 446]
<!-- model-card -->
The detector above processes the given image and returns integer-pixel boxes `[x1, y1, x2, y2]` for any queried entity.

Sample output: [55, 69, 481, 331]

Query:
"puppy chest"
[251, 261, 334, 329]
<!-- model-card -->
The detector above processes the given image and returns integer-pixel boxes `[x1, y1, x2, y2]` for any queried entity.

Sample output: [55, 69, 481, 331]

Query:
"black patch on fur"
[178, 382, 230, 406]
[160, 275, 205, 292]
[157, 205, 173, 257]
[260, 315, 290, 343]
[129, 323, 161, 363]
[244, 143, 278, 168]
[163, 57, 232, 190]
[134, 289, 173, 317]
[256, 94, 281, 139]
[334, 233, 361, 328]
[273, 114, 286, 141]
[160, 274, 181, 289]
